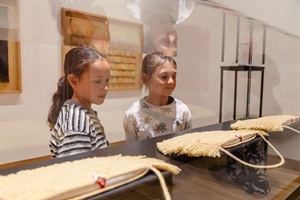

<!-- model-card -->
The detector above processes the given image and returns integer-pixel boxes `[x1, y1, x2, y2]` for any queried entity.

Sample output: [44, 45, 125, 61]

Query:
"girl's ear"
[141, 74, 148, 85]
[67, 74, 79, 88]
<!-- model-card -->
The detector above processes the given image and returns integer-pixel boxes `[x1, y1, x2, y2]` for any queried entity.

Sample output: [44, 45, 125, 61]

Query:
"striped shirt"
[50, 100, 108, 158]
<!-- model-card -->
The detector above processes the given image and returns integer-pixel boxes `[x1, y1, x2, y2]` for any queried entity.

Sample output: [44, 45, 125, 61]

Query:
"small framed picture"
[0, 1, 22, 94]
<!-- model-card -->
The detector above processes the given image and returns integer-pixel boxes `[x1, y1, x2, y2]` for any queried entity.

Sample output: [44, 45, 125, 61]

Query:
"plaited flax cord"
[230, 115, 300, 133]
[0, 155, 180, 200]
[157, 130, 285, 169]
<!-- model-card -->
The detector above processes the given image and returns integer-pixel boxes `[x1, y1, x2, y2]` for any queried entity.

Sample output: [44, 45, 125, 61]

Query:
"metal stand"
[219, 65, 265, 123]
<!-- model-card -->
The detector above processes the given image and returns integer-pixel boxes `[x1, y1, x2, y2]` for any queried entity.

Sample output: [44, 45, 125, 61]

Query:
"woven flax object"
[0, 155, 180, 200]
[230, 115, 300, 133]
[157, 130, 284, 169]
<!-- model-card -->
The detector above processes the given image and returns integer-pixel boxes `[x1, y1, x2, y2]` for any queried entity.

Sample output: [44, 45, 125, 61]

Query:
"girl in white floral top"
[123, 52, 192, 142]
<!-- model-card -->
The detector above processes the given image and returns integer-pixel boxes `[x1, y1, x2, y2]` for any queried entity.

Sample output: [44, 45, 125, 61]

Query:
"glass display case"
[0, 0, 299, 199]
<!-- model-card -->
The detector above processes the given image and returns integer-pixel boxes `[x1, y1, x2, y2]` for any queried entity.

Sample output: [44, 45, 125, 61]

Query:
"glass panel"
[0, 2, 299, 199]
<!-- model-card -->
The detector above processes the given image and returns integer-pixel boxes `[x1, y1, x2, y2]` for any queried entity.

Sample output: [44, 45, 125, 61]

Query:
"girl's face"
[147, 61, 177, 98]
[73, 58, 110, 108]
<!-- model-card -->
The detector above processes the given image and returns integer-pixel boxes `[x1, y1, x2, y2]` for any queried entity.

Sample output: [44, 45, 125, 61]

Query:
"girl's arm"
[182, 105, 193, 131]
[123, 114, 139, 142]
[49, 132, 59, 158]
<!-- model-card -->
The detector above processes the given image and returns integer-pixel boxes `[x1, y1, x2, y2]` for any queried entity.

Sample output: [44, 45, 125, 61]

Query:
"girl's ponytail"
[47, 76, 73, 130]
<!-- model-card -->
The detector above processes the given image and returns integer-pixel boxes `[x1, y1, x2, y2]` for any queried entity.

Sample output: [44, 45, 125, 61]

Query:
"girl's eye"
[93, 80, 102, 85]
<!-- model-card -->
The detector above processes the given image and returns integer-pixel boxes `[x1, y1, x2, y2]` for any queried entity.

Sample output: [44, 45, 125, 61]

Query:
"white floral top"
[123, 97, 192, 142]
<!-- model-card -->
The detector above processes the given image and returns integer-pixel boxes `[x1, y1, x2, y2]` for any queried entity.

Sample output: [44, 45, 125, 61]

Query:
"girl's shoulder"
[173, 97, 184, 105]
[62, 100, 90, 114]
[127, 98, 142, 109]
[124, 98, 146, 116]
[173, 98, 190, 110]
[54, 100, 92, 133]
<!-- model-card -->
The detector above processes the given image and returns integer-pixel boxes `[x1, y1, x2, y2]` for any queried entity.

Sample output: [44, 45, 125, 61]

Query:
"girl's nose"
[101, 83, 109, 91]
[168, 77, 174, 84]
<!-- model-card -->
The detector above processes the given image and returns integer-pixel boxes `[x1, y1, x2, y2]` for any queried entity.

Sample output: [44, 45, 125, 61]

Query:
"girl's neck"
[71, 96, 91, 109]
[144, 95, 169, 106]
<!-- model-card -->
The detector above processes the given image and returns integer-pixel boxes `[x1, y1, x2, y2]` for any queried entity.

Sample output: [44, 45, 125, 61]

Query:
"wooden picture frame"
[61, 8, 143, 91]
[0, 41, 21, 93]
[0, 1, 22, 94]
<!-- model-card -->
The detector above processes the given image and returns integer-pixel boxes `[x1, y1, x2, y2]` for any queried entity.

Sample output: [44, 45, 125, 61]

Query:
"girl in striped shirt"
[47, 47, 110, 158]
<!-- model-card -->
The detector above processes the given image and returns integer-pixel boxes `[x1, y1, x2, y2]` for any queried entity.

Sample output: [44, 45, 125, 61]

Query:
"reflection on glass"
[127, 0, 195, 56]
[62, 8, 110, 54]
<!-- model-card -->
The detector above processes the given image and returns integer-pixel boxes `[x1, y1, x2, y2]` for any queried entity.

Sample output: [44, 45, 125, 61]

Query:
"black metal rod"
[259, 69, 265, 117]
[246, 68, 252, 117]
[233, 70, 238, 119]
[219, 69, 224, 123]
[262, 26, 266, 65]
[221, 12, 226, 62]
[248, 21, 253, 65]
[235, 17, 240, 64]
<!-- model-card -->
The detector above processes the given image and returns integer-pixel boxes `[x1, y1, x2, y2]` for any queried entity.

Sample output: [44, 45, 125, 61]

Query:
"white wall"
[0, 0, 299, 164]
[213, 0, 300, 37]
